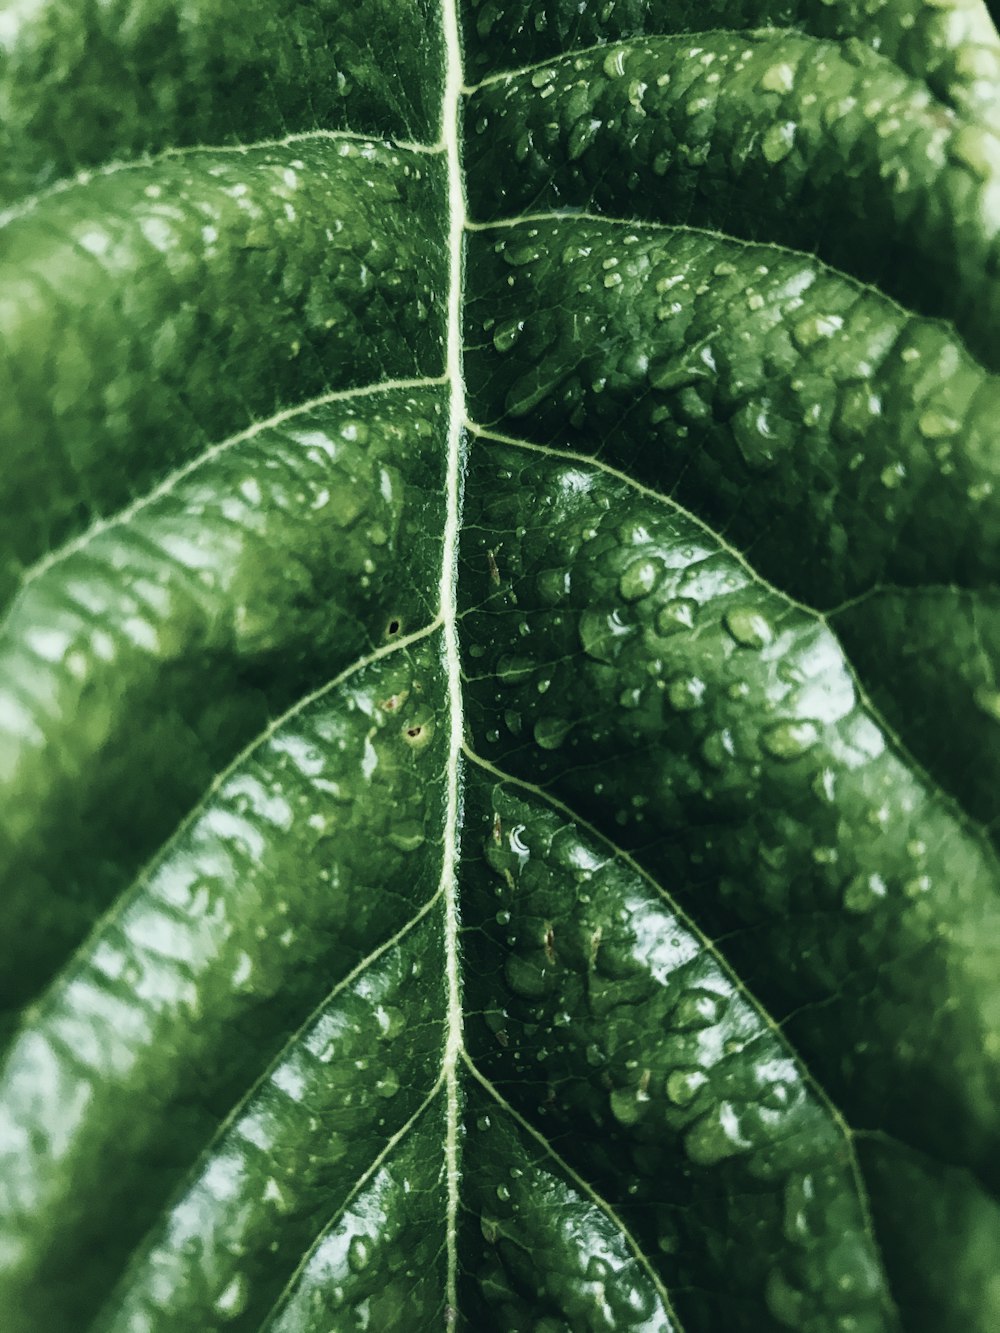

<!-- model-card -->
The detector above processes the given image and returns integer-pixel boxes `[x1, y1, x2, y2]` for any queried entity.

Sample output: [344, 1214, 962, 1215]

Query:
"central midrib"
[438, 0, 469, 1318]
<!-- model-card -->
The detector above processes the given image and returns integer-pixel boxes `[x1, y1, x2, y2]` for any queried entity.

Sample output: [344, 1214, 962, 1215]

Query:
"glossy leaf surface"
[1, 1, 999, 1330]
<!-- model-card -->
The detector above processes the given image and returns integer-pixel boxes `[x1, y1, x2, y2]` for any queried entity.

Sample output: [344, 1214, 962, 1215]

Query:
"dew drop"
[667, 675, 706, 712]
[656, 598, 697, 635]
[672, 987, 728, 1031]
[348, 1235, 372, 1273]
[534, 716, 571, 750]
[762, 122, 795, 163]
[530, 67, 557, 88]
[918, 408, 959, 439]
[666, 1067, 708, 1106]
[492, 320, 524, 353]
[759, 62, 795, 94]
[843, 872, 888, 914]
[376, 1070, 400, 1099]
[724, 606, 772, 649]
[619, 558, 662, 601]
[213, 1275, 248, 1320]
[684, 1101, 748, 1165]
[762, 720, 819, 760]
[792, 313, 843, 349]
[609, 1086, 646, 1126]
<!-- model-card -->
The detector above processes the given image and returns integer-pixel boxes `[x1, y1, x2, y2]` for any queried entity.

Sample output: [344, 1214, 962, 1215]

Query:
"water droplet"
[843, 872, 888, 914]
[918, 408, 958, 439]
[348, 1235, 372, 1272]
[667, 675, 706, 712]
[534, 716, 570, 750]
[880, 462, 906, 489]
[375, 1005, 405, 1041]
[759, 62, 795, 94]
[656, 599, 697, 635]
[619, 558, 662, 601]
[213, 1275, 248, 1319]
[530, 67, 556, 88]
[388, 822, 425, 852]
[762, 720, 819, 760]
[503, 243, 539, 268]
[792, 313, 843, 349]
[724, 606, 772, 649]
[666, 1067, 708, 1106]
[537, 569, 570, 602]
[603, 48, 627, 78]
[493, 320, 524, 353]
[672, 988, 728, 1031]
[579, 609, 629, 662]
[376, 1070, 400, 1099]
[684, 1101, 748, 1165]
[609, 1086, 646, 1126]
[762, 122, 795, 163]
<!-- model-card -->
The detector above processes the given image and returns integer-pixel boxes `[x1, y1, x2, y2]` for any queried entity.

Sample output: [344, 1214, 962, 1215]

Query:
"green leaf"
[1, 3, 999, 1330]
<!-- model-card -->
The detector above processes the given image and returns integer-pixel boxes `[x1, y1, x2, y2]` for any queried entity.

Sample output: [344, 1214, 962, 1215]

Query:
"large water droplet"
[534, 716, 571, 750]
[348, 1235, 372, 1273]
[656, 598, 697, 635]
[619, 557, 662, 601]
[213, 1275, 249, 1319]
[672, 987, 728, 1031]
[762, 122, 795, 163]
[666, 1067, 708, 1106]
[724, 606, 772, 649]
[762, 720, 819, 760]
[684, 1101, 748, 1165]
[667, 676, 706, 712]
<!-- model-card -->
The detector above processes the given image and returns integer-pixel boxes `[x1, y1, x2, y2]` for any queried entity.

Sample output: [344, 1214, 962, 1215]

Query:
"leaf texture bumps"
[1, 1, 999, 1331]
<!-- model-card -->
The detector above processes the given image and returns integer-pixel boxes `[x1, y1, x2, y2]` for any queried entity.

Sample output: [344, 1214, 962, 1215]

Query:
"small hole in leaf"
[407, 726, 422, 739]
[386, 618, 401, 637]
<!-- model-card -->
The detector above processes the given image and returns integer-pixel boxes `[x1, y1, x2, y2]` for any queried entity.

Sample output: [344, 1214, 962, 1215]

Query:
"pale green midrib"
[439, 0, 468, 1317]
